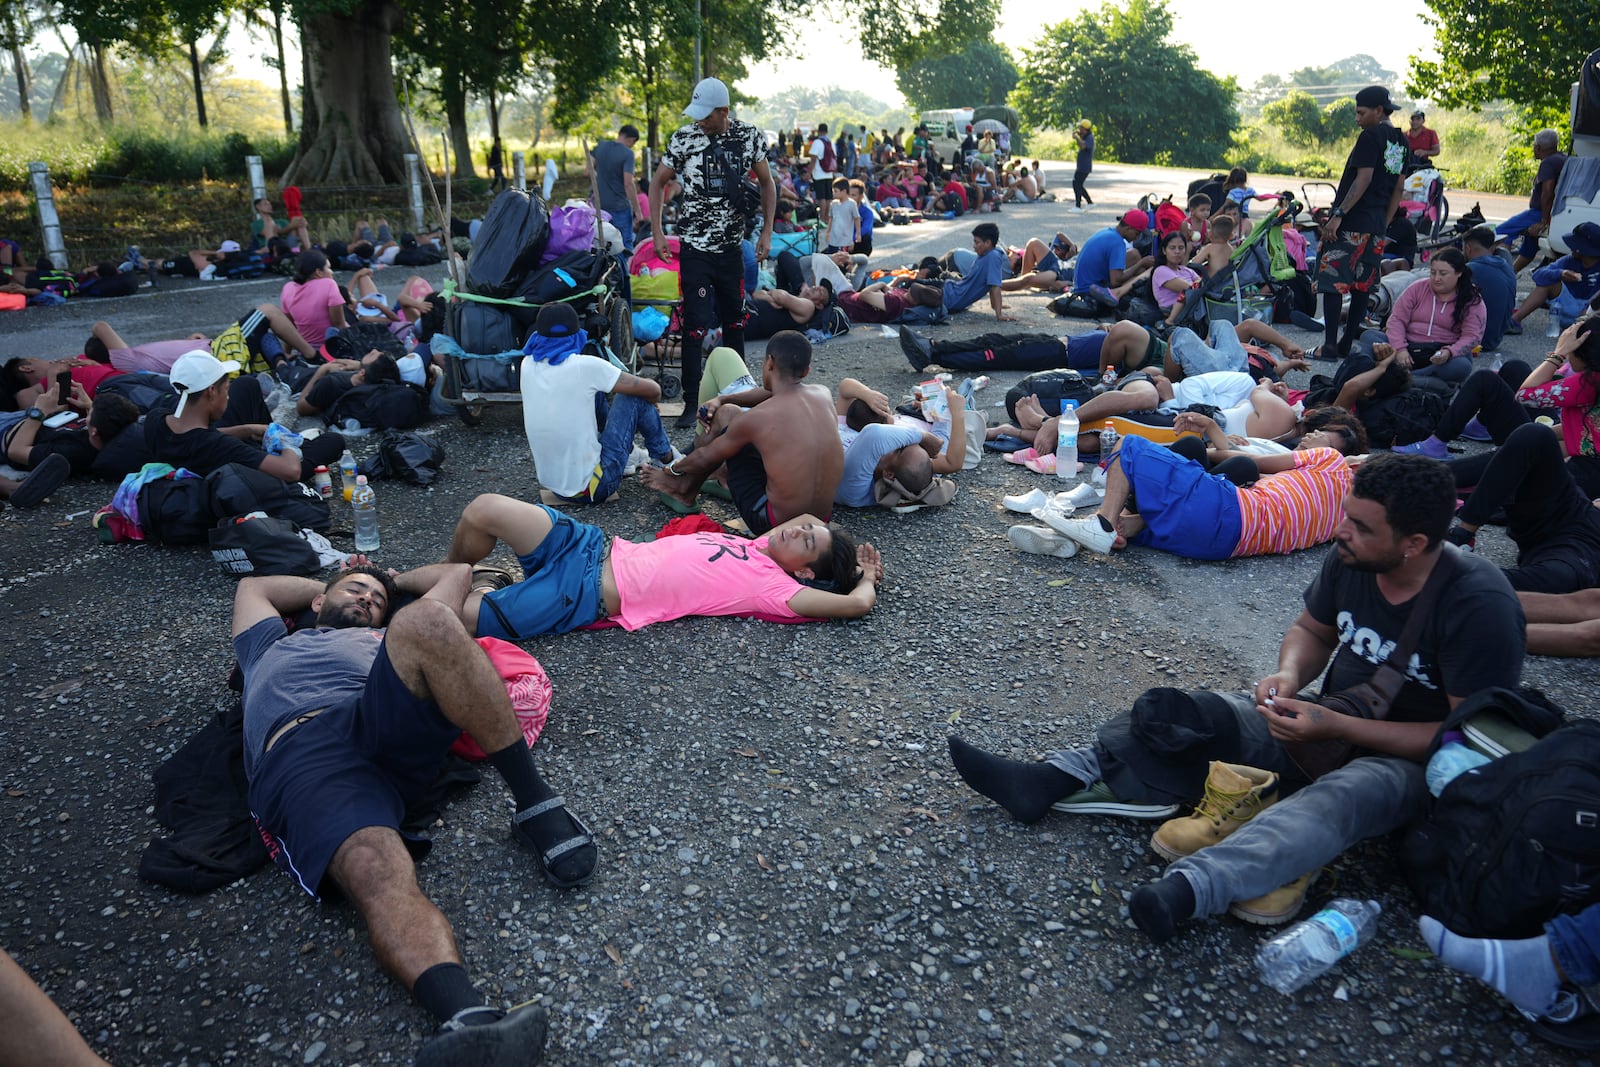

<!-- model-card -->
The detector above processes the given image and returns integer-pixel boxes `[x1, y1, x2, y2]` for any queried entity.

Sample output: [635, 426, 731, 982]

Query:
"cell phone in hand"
[56, 371, 71, 404]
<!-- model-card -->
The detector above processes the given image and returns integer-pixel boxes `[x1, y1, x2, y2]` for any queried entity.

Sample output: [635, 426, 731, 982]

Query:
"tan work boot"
[1228, 870, 1317, 925]
[1149, 761, 1279, 862]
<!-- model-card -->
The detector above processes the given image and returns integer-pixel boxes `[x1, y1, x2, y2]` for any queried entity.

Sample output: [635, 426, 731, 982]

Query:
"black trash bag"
[466, 189, 552, 297]
[325, 322, 407, 362]
[360, 430, 446, 486]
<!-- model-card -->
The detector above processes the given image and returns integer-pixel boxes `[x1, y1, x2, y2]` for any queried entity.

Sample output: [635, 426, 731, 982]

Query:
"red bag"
[448, 637, 553, 760]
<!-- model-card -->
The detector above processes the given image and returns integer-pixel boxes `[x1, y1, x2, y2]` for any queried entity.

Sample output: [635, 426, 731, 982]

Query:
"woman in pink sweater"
[1384, 247, 1485, 384]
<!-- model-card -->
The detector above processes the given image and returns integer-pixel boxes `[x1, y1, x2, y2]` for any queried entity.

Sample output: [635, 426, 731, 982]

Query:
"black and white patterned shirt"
[663, 118, 766, 253]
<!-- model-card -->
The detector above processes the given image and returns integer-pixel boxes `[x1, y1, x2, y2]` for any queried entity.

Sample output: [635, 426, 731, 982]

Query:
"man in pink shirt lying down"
[441, 495, 884, 641]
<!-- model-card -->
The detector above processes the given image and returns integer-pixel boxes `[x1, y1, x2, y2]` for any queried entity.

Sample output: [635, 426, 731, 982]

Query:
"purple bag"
[541, 204, 599, 264]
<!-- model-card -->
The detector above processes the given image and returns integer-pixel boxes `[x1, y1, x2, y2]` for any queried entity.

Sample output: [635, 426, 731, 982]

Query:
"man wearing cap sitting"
[639, 331, 841, 532]
[648, 76, 777, 427]
[1510, 221, 1600, 331]
[519, 303, 678, 504]
[1070, 210, 1155, 309]
[231, 561, 595, 1066]
[1315, 86, 1409, 362]
[145, 350, 346, 482]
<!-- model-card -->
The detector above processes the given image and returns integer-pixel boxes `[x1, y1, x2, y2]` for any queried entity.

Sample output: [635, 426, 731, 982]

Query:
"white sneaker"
[1060, 482, 1104, 510]
[1034, 507, 1117, 554]
[1008, 524, 1079, 558]
[1002, 487, 1052, 514]
[623, 444, 650, 476]
[1070, 206, 1086, 213]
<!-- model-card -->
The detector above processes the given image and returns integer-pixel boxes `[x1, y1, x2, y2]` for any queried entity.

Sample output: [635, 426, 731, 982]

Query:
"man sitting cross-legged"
[520, 302, 676, 504]
[233, 563, 598, 1065]
[640, 331, 842, 533]
[444, 496, 882, 639]
[955, 454, 1525, 938]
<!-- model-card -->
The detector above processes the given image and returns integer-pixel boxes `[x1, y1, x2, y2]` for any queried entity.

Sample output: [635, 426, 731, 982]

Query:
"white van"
[919, 108, 975, 141]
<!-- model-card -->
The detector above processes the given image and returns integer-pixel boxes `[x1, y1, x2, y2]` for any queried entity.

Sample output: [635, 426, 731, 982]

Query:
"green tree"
[1261, 90, 1323, 147]
[1012, 0, 1237, 165]
[1408, 0, 1598, 123]
[896, 39, 1017, 111]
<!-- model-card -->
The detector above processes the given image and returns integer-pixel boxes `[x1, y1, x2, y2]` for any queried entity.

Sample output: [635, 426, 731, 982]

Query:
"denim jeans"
[591, 393, 671, 502]
[611, 207, 635, 253]
[1169, 320, 1247, 375]
[1550, 906, 1600, 987]
[1495, 208, 1544, 259]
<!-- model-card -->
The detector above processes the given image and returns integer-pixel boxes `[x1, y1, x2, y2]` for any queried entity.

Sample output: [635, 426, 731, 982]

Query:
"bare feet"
[638, 465, 698, 508]
[1015, 394, 1047, 432]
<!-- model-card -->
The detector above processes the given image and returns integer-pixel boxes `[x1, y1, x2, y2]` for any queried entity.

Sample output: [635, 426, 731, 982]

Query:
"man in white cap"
[648, 76, 776, 427]
[144, 350, 345, 482]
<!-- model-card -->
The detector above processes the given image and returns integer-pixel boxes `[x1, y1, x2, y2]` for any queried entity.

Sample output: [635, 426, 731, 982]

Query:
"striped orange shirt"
[1232, 447, 1352, 557]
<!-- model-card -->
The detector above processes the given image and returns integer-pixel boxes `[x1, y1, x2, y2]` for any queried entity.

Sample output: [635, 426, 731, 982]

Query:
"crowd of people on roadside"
[6, 76, 1600, 1067]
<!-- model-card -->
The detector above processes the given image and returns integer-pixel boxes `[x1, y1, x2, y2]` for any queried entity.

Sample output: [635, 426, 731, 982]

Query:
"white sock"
[1419, 916, 1562, 1016]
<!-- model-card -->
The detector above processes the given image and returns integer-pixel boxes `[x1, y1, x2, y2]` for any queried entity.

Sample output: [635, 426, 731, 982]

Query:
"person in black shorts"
[232, 562, 598, 1065]
[1316, 86, 1409, 361]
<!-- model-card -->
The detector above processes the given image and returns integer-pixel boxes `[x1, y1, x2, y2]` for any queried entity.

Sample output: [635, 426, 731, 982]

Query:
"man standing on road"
[1315, 86, 1409, 361]
[1405, 110, 1440, 168]
[233, 563, 598, 1065]
[589, 124, 641, 253]
[649, 77, 776, 427]
[1495, 129, 1569, 273]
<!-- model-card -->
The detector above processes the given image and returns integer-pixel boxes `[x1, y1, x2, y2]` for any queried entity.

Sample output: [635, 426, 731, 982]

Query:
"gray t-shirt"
[234, 618, 384, 775]
[835, 423, 922, 507]
[592, 140, 636, 214]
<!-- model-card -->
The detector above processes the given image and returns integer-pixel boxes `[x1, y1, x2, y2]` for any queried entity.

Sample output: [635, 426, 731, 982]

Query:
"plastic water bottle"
[1426, 733, 1493, 797]
[351, 475, 380, 553]
[339, 450, 358, 503]
[1100, 365, 1119, 389]
[1255, 899, 1382, 995]
[1056, 400, 1080, 482]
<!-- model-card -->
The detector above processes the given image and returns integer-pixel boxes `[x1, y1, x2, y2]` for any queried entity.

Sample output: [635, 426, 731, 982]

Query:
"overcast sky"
[738, 0, 1439, 107]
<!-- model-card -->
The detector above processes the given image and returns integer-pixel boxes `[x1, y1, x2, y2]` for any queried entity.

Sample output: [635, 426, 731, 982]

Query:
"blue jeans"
[1550, 907, 1600, 987]
[1169, 320, 1247, 375]
[1494, 208, 1544, 260]
[592, 393, 671, 502]
[742, 239, 759, 294]
[611, 206, 635, 253]
[1410, 355, 1472, 385]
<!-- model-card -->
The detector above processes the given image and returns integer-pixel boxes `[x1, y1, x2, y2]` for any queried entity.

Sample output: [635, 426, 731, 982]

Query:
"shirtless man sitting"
[443, 498, 883, 640]
[641, 331, 842, 533]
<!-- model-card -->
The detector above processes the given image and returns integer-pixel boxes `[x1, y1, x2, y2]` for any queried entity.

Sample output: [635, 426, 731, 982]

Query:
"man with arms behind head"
[951, 454, 1524, 939]
[233, 562, 597, 1065]
[641, 331, 841, 532]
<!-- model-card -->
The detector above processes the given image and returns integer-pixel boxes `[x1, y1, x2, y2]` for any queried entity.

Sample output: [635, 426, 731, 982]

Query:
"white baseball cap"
[219, 239, 242, 253]
[169, 350, 240, 416]
[684, 78, 730, 121]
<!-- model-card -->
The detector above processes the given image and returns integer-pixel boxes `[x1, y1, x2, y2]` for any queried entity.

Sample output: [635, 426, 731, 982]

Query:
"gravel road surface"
[0, 160, 1591, 1066]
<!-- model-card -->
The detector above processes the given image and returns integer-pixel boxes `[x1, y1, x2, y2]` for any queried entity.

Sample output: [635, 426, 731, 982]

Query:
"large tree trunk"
[282, 0, 413, 186]
[439, 70, 476, 179]
[188, 39, 208, 128]
[271, 3, 292, 135]
[88, 43, 113, 123]
[9, 41, 29, 121]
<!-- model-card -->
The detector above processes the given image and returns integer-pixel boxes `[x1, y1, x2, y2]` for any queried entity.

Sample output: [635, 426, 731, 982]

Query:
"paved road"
[0, 168, 1591, 1066]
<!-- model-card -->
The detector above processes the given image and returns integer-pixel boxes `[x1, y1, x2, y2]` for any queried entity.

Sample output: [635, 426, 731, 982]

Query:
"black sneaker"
[673, 407, 698, 430]
[416, 1003, 549, 1067]
[899, 327, 933, 371]
[8, 453, 70, 509]
[1527, 990, 1600, 1051]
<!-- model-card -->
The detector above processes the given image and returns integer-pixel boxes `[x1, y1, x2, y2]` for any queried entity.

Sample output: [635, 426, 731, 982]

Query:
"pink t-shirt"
[110, 338, 209, 373]
[280, 276, 343, 348]
[1153, 265, 1200, 309]
[609, 533, 804, 630]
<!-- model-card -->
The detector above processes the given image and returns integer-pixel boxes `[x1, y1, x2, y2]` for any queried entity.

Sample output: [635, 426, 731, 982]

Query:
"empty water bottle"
[1255, 899, 1382, 995]
[351, 475, 380, 553]
[1056, 401, 1080, 483]
[1426, 733, 1493, 797]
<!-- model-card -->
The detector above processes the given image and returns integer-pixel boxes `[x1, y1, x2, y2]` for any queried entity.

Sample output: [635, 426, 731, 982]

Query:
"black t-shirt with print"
[1302, 545, 1524, 723]
[664, 119, 767, 254]
[1334, 122, 1410, 236]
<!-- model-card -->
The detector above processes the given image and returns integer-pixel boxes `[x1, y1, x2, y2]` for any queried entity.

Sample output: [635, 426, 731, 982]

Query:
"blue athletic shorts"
[1064, 331, 1107, 371]
[248, 639, 462, 900]
[1036, 251, 1062, 276]
[1119, 436, 1242, 560]
[477, 505, 606, 640]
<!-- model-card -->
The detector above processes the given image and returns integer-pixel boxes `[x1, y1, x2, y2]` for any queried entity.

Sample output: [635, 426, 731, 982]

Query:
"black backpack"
[1006, 370, 1097, 421]
[325, 382, 432, 431]
[1357, 387, 1449, 448]
[1402, 688, 1595, 939]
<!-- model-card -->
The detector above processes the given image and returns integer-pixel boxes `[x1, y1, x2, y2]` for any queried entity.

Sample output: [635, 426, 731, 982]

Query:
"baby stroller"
[628, 236, 685, 400]
[1171, 200, 1301, 332]
[1398, 168, 1450, 240]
